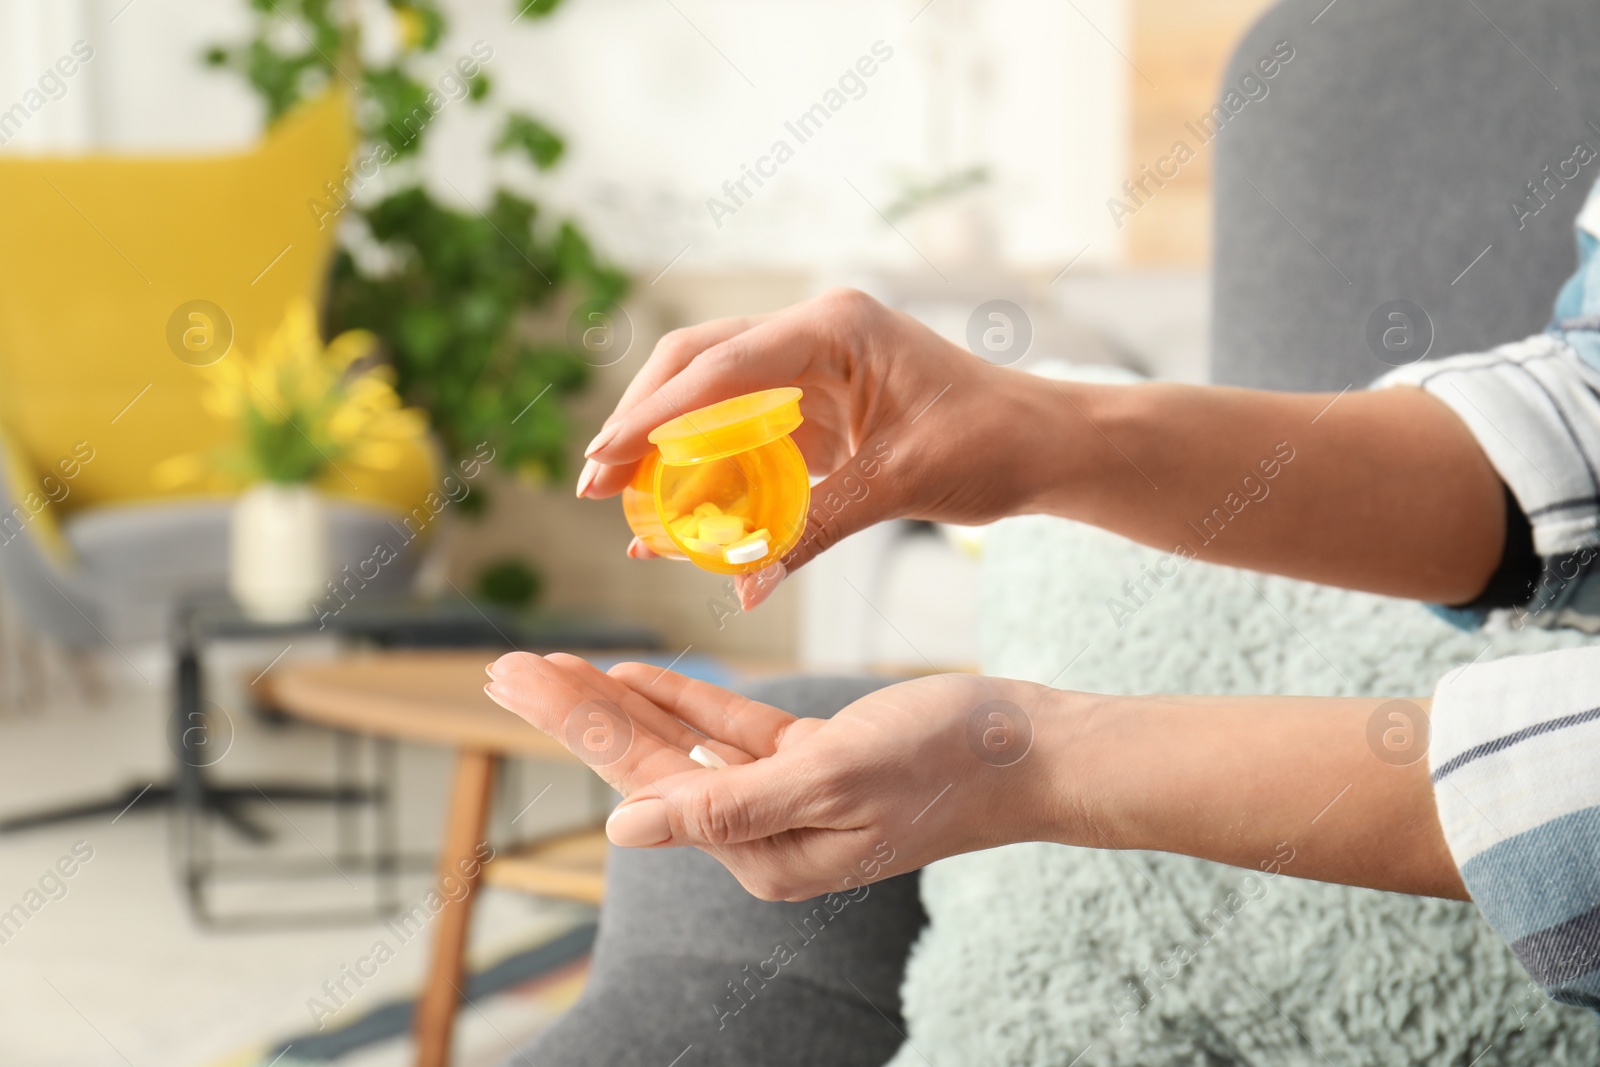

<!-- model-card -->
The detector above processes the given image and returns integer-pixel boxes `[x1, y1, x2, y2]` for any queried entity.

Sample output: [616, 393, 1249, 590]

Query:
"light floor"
[0, 639, 600, 1067]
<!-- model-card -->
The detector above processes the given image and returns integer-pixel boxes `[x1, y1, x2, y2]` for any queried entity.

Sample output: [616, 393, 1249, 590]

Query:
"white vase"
[230, 483, 330, 622]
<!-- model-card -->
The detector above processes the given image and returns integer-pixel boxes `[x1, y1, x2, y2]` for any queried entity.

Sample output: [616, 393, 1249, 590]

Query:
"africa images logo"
[1105, 39, 1294, 229]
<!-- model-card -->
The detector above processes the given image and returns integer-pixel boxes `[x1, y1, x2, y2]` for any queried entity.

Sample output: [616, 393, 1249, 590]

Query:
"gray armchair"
[0, 451, 420, 651]
[0, 451, 420, 718]
[1213, 0, 1600, 389]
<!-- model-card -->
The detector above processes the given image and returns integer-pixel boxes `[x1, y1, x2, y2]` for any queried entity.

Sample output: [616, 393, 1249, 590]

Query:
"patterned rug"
[212, 920, 595, 1067]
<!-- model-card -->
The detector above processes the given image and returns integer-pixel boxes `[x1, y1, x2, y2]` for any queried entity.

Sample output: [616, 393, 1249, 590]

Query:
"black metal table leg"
[375, 737, 399, 914]
[172, 620, 210, 918]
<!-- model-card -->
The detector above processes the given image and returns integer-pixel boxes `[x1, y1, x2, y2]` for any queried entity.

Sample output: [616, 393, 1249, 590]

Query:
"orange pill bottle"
[620, 387, 811, 575]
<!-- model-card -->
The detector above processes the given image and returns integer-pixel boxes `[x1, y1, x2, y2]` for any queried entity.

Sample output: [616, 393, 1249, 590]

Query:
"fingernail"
[490, 652, 528, 676]
[575, 459, 600, 498]
[738, 562, 786, 611]
[606, 798, 672, 847]
[584, 424, 618, 458]
[626, 536, 644, 559]
[484, 682, 508, 710]
[485, 662, 496, 680]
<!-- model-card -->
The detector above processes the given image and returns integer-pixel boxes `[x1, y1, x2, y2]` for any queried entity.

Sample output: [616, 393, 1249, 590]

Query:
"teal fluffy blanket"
[889, 515, 1599, 1066]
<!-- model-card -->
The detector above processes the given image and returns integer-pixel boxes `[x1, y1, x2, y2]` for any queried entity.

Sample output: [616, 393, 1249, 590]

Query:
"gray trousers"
[516, 676, 927, 1066]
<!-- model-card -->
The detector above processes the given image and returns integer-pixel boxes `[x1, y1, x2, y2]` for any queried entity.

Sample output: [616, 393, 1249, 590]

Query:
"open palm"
[484, 653, 1064, 900]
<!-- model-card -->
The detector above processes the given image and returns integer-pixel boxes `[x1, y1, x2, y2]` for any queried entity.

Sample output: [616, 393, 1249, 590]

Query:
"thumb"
[736, 459, 900, 610]
[605, 761, 811, 848]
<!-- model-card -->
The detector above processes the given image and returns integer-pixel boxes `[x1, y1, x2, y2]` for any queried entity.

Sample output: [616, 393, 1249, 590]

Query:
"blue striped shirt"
[1377, 180, 1600, 1007]
[1430, 647, 1600, 1009]
[1378, 181, 1600, 632]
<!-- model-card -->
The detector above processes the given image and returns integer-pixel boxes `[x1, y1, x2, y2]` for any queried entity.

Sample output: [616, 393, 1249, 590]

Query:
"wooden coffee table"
[261, 648, 613, 1067]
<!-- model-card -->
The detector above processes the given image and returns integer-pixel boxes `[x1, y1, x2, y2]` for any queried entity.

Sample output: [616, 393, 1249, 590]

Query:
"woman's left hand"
[483, 652, 1082, 901]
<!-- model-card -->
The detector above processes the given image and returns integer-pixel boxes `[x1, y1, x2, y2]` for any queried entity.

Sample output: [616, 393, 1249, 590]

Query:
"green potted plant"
[205, 0, 626, 603]
[156, 301, 429, 621]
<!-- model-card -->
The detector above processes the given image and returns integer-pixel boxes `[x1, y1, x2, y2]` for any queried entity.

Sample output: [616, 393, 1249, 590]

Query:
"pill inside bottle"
[620, 388, 809, 575]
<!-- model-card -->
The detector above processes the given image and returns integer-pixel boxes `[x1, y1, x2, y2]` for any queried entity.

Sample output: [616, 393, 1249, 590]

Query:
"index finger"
[485, 653, 703, 796]
[608, 663, 797, 758]
[587, 313, 820, 466]
[543, 653, 752, 765]
[609, 315, 764, 426]
[581, 316, 766, 500]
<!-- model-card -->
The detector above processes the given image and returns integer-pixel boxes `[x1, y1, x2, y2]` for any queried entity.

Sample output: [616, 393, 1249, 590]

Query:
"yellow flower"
[396, 8, 426, 51]
[158, 300, 430, 489]
[325, 328, 376, 369]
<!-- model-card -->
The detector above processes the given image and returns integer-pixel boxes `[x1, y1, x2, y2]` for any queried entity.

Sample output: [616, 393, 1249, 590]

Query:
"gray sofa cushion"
[1212, 0, 1600, 391]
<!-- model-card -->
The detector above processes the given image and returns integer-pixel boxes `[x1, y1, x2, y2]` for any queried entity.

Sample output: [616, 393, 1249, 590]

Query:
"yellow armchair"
[0, 91, 437, 644]
[0, 89, 435, 524]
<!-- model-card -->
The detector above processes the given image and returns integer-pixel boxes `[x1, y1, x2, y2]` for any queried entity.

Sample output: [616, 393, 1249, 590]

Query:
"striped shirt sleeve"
[1430, 645, 1600, 1008]
[1374, 334, 1600, 629]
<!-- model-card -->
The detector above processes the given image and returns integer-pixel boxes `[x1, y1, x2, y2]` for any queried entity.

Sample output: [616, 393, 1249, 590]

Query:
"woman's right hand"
[576, 288, 1056, 608]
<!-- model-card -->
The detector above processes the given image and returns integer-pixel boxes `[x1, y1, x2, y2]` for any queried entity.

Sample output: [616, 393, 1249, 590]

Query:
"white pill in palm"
[689, 744, 729, 769]
[722, 538, 769, 565]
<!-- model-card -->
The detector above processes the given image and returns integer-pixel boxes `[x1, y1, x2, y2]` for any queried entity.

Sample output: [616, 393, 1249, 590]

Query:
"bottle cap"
[647, 387, 804, 465]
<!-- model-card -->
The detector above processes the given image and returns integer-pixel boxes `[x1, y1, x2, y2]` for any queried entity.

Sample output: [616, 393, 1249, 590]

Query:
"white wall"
[0, 0, 1126, 275]
[0, 1, 102, 150]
